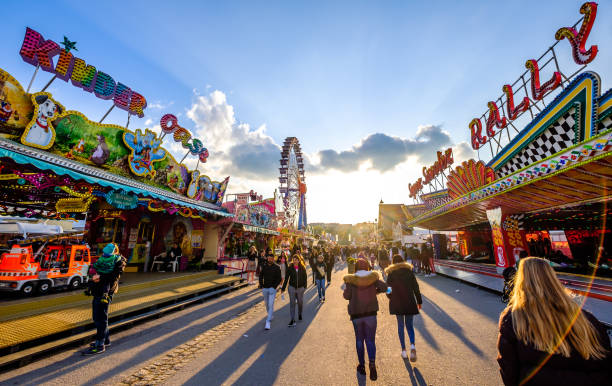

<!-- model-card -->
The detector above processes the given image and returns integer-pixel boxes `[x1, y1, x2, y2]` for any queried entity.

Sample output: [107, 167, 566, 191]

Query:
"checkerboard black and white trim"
[597, 115, 612, 135]
[496, 109, 576, 178]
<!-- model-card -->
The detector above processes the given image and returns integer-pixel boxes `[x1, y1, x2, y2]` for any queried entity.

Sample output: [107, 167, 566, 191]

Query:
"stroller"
[501, 266, 517, 303]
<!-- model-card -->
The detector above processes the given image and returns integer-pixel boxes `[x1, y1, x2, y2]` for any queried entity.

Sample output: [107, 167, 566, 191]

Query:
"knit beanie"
[355, 258, 371, 271]
[103, 243, 116, 256]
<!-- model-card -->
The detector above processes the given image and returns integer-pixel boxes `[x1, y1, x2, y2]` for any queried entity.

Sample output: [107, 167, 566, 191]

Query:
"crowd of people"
[80, 240, 611, 384]
[246, 242, 611, 384]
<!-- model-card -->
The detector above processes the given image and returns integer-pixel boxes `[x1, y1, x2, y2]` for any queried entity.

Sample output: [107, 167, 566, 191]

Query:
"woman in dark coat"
[385, 254, 422, 362]
[281, 254, 308, 326]
[343, 258, 388, 381]
[497, 257, 611, 385]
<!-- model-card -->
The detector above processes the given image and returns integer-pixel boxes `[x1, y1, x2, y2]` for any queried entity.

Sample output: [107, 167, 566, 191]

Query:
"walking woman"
[343, 258, 388, 381]
[314, 254, 327, 302]
[497, 257, 611, 385]
[386, 254, 422, 361]
[246, 245, 258, 284]
[281, 254, 308, 327]
[278, 250, 289, 285]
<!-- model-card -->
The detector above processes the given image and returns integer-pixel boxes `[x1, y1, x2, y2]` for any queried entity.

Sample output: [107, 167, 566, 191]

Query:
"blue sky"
[2, 0, 611, 223]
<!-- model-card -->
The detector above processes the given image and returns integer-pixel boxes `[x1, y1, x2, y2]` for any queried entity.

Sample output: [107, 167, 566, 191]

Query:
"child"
[85, 243, 122, 304]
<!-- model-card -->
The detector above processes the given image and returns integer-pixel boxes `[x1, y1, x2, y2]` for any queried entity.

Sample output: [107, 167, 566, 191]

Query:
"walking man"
[259, 253, 282, 330]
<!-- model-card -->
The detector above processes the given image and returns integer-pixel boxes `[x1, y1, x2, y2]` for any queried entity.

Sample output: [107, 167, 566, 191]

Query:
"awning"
[241, 224, 280, 235]
[0, 138, 232, 218]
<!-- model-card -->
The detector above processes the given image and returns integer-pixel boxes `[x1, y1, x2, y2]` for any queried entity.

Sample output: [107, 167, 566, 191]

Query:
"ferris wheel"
[278, 137, 307, 230]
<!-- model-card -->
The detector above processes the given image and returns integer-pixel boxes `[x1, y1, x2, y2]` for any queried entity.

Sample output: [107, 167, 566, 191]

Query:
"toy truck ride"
[0, 242, 92, 295]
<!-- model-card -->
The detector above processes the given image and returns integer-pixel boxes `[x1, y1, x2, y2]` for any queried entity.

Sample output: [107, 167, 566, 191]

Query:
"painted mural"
[0, 68, 33, 136]
[0, 67, 229, 206]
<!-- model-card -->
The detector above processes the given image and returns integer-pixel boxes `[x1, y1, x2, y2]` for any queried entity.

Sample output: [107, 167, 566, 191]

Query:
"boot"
[356, 364, 366, 375]
[369, 362, 377, 381]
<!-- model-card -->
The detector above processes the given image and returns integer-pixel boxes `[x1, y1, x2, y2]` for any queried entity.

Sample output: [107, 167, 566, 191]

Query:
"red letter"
[19, 27, 60, 72]
[555, 2, 598, 65]
[470, 118, 486, 150]
[525, 59, 561, 100]
[502, 84, 529, 120]
[160, 114, 179, 134]
[485, 101, 507, 137]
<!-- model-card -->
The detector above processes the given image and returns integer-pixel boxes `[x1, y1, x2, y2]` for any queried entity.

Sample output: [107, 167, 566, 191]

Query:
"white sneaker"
[401, 350, 408, 359]
[265, 321, 271, 330]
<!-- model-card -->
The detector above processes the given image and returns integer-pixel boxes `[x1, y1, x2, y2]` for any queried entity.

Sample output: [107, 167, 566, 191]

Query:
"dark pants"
[92, 296, 111, 347]
[326, 264, 333, 283]
[352, 315, 377, 365]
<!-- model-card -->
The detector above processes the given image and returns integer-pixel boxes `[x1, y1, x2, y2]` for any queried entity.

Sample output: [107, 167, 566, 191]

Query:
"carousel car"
[0, 238, 92, 296]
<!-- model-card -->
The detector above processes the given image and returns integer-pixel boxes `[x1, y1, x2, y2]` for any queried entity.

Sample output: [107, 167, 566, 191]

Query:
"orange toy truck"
[0, 243, 92, 295]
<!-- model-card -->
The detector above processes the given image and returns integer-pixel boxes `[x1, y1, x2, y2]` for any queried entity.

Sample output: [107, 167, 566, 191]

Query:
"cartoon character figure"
[21, 93, 64, 149]
[0, 101, 12, 123]
[123, 129, 167, 177]
[90, 134, 110, 165]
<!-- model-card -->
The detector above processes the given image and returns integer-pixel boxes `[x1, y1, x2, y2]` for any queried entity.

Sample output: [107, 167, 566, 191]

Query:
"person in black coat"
[497, 257, 611, 385]
[259, 254, 282, 330]
[324, 248, 334, 285]
[385, 255, 422, 362]
[314, 254, 327, 302]
[281, 255, 308, 326]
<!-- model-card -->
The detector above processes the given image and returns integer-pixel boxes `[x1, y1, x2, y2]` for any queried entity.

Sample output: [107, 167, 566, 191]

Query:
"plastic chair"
[151, 253, 180, 272]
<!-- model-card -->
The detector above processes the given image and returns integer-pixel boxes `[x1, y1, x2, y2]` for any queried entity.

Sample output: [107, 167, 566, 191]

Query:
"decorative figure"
[90, 134, 110, 165]
[21, 92, 64, 149]
[123, 129, 166, 177]
[0, 101, 12, 123]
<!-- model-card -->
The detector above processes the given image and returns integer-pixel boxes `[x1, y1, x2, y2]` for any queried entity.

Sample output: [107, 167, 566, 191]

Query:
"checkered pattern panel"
[597, 115, 612, 135]
[497, 109, 575, 177]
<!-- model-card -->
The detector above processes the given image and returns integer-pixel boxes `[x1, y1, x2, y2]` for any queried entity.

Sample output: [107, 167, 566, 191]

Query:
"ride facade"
[404, 2, 611, 282]
[0, 26, 234, 284]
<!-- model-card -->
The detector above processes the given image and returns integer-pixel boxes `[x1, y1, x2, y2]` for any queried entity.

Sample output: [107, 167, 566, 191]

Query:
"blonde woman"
[497, 257, 611, 385]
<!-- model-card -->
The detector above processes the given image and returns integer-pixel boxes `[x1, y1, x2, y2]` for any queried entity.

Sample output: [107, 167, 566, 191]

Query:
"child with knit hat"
[85, 243, 122, 304]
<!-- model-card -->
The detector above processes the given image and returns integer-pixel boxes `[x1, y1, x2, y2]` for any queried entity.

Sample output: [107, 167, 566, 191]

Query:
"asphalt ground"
[0, 263, 506, 385]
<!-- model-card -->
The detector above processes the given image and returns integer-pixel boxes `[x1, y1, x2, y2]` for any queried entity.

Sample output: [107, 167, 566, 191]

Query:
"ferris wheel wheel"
[278, 137, 307, 230]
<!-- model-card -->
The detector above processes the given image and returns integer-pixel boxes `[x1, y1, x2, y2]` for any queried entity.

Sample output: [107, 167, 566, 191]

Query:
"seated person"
[162, 242, 182, 271]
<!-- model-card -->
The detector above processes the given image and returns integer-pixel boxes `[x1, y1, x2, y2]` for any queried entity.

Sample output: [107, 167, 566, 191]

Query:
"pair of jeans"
[261, 287, 276, 322]
[315, 278, 326, 299]
[288, 286, 305, 319]
[396, 314, 415, 350]
[352, 315, 377, 365]
[92, 296, 111, 347]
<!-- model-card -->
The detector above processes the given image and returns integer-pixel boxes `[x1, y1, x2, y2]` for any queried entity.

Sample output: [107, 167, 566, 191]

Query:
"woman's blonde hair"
[509, 257, 607, 360]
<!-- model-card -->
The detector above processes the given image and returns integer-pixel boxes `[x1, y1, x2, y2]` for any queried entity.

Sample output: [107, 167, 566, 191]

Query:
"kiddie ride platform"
[0, 271, 245, 369]
[433, 259, 612, 326]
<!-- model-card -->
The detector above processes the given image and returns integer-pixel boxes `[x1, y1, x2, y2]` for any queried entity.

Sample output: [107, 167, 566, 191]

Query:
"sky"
[2, 0, 611, 224]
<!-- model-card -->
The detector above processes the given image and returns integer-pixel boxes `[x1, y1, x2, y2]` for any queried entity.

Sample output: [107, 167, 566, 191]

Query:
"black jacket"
[259, 261, 282, 289]
[91, 255, 126, 297]
[497, 307, 612, 386]
[314, 261, 327, 280]
[343, 271, 387, 320]
[282, 264, 308, 291]
[385, 262, 422, 315]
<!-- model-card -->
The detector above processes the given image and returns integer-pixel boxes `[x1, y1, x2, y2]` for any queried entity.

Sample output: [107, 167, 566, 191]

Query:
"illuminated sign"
[409, 148, 453, 199]
[160, 114, 209, 162]
[470, 2, 598, 150]
[19, 28, 147, 117]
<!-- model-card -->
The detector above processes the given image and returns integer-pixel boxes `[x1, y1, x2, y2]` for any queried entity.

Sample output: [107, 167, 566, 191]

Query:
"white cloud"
[148, 101, 175, 110]
[159, 89, 480, 224]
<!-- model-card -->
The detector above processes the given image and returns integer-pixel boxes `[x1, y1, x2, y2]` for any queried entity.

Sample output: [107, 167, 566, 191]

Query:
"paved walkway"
[0, 264, 506, 385]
